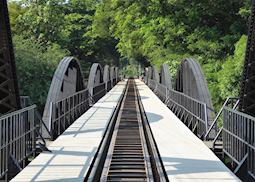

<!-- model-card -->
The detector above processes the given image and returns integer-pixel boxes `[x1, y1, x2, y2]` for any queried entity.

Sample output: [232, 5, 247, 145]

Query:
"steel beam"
[0, 0, 20, 114]
[239, 0, 255, 116]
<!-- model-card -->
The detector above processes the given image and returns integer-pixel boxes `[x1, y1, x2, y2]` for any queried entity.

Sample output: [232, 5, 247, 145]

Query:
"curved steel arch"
[115, 67, 119, 81]
[144, 67, 149, 84]
[147, 67, 152, 80]
[110, 67, 117, 87]
[175, 58, 214, 122]
[87, 63, 104, 95]
[103, 65, 111, 91]
[152, 66, 160, 82]
[42, 57, 85, 137]
[160, 64, 172, 89]
[176, 59, 212, 106]
[103, 65, 110, 83]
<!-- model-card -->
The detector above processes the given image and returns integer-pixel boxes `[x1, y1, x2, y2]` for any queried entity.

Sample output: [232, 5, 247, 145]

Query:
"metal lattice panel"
[239, 0, 255, 116]
[0, 0, 20, 114]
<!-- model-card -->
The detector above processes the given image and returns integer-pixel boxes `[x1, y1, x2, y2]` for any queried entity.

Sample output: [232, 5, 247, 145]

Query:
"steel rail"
[86, 79, 167, 181]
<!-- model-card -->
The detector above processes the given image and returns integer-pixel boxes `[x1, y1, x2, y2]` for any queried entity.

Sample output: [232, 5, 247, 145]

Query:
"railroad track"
[100, 79, 152, 181]
[87, 79, 167, 182]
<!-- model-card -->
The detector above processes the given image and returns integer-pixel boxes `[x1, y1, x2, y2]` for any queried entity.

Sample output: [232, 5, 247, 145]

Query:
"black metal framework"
[0, 0, 20, 114]
[0, 105, 36, 180]
[239, 0, 255, 117]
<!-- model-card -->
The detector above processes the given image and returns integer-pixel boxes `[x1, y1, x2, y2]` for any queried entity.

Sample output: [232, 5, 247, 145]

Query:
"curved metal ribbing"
[42, 57, 85, 137]
[110, 67, 117, 87]
[103, 65, 111, 91]
[175, 58, 214, 124]
[88, 63, 104, 92]
[160, 64, 172, 89]
[0, 0, 20, 114]
[239, 0, 255, 116]
[88, 63, 105, 103]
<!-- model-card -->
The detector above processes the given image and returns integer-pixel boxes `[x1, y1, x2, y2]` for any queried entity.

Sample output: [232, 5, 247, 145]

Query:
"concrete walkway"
[136, 79, 240, 182]
[11, 80, 127, 182]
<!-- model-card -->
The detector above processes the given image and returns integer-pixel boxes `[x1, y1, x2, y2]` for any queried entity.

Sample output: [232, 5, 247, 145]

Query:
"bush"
[14, 35, 69, 113]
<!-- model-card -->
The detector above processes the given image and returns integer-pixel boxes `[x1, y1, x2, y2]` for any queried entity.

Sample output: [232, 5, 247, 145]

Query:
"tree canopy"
[8, 0, 251, 112]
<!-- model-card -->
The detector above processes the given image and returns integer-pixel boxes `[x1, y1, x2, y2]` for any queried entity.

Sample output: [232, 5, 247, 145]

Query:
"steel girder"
[146, 66, 159, 82]
[103, 65, 111, 91]
[175, 58, 214, 123]
[160, 64, 172, 90]
[87, 63, 104, 95]
[42, 57, 84, 137]
[110, 66, 117, 86]
[239, 0, 255, 116]
[103, 65, 110, 82]
[0, 0, 20, 114]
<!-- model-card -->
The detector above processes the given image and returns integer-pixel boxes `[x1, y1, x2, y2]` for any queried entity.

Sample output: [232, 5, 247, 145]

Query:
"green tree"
[13, 35, 69, 112]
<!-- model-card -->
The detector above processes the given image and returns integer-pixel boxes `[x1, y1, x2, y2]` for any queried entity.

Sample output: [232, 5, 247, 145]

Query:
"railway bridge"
[1, 0, 255, 181]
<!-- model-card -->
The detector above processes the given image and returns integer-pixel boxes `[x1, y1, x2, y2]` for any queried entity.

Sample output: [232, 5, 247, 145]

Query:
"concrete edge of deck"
[135, 79, 241, 182]
[11, 80, 127, 182]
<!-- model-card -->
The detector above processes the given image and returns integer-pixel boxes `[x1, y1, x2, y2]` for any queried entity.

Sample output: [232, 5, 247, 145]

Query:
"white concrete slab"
[11, 80, 127, 182]
[135, 79, 240, 182]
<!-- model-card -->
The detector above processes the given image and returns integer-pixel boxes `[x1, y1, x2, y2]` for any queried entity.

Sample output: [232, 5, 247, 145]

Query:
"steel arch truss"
[160, 64, 172, 90]
[175, 58, 214, 123]
[103, 65, 111, 91]
[88, 63, 105, 103]
[42, 57, 85, 137]
[0, 1, 20, 114]
[110, 67, 117, 87]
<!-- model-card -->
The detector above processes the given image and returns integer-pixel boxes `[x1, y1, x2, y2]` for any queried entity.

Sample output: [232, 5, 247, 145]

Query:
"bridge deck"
[11, 80, 127, 182]
[135, 79, 240, 182]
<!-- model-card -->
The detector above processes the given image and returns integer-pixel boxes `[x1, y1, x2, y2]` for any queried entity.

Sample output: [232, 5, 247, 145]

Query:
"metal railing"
[92, 83, 106, 104]
[112, 78, 117, 87]
[0, 105, 37, 179]
[106, 80, 112, 92]
[223, 107, 255, 179]
[147, 79, 208, 139]
[204, 97, 239, 146]
[50, 82, 108, 139]
[51, 89, 90, 139]
[20, 96, 51, 141]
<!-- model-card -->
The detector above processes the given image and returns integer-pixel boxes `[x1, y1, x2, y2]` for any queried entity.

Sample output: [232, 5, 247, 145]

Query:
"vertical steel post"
[0, 0, 20, 114]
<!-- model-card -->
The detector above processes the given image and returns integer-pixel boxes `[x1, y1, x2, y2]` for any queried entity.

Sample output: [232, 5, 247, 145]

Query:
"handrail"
[0, 104, 36, 119]
[222, 106, 255, 177]
[0, 105, 37, 178]
[20, 96, 51, 139]
[50, 81, 111, 139]
[204, 97, 239, 140]
[146, 79, 209, 138]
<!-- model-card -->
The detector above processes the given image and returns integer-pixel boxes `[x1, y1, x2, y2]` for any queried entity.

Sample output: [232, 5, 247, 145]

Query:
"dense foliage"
[8, 0, 251, 112]
[14, 35, 68, 111]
